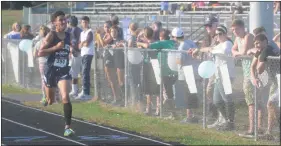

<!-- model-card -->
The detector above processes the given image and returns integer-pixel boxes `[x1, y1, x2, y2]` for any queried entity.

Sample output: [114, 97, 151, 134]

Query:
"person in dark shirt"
[20, 25, 34, 40]
[38, 11, 74, 137]
[250, 34, 280, 139]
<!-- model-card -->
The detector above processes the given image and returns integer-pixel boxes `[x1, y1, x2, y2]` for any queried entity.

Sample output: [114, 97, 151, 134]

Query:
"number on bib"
[54, 58, 67, 67]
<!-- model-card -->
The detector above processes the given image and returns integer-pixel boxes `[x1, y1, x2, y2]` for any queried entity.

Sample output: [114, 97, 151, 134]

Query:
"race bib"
[54, 58, 67, 67]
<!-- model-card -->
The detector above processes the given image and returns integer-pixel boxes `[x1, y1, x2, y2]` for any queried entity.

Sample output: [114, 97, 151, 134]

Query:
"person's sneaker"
[64, 128, 75, 137]
[207, 116, 226, 129]
[181, 117, 199, 124]
[238, 131, 255, 138]
[40, 97, 48, 107]
[69, 90, 78, 98]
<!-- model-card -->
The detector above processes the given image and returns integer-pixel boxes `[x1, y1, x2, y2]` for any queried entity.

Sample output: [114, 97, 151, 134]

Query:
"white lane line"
[2, 99, 171, 146]
[2, 117, 86, 146]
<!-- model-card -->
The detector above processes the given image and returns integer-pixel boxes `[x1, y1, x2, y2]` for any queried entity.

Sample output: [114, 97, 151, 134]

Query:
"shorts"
[244, 79, 268, 109]
[268, 81, 279, 104]
[44, 66, 72, 88]
[175, 80, 199, 109]
[70, 55, 82, 78]
[113, 50, 125, 69]
[103, 50, 114, 68]
[142, 63, 159, 95]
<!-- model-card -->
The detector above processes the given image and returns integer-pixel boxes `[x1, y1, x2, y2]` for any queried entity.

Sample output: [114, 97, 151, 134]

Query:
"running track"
[2, 96, 180, 145]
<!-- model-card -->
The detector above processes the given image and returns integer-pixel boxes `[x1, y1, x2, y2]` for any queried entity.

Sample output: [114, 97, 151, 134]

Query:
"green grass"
[2, 84, 41, 95]
[23, 101, 278, 145]
[1, 10, 22, 36]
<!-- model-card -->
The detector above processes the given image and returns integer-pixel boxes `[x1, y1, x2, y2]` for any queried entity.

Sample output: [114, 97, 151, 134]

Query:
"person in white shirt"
[76, 16, 94, 100]
[192, 25, 236, 131]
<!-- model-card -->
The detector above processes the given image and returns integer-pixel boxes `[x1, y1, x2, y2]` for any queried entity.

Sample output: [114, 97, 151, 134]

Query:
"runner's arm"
[38, 32, 61, 57]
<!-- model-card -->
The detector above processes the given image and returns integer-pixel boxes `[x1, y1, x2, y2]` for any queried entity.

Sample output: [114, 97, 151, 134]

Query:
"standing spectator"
[249, 34, 280, 139]
[139, 29, 178, 117]
[67, 16, 83, 98]
[77, 16, 94, 100]
[20, 24, 34, 40]
[160, 1, 169, 15]
[108, 26, 126, 105]
[193, 25, 236, 130]
[4, 22, 21, 39]
[172, 27, 200, 123]
[33, 25, 60, 105]
[193, 15, 222, 123]
[137, 27, 159, 115]
[110, 15, 124, 40]
[231, 19, 261, 137]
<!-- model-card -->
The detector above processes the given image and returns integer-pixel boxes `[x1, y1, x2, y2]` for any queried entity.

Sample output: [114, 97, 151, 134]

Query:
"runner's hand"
[56, 41, 64, 50]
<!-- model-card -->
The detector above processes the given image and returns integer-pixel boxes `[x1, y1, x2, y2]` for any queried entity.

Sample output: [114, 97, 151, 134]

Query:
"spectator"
[274, 1, 280, 14]
[33, 25, 60, 104]
[4, 22, 21, 39]
[107, 26, 126, 105]
[172, 27, 200, 123]
[249, 34, 280, 139]
[192, 15, 222, 123]
[194, 25, 236, 130]
[137, 27, 159, 115]
[20, 24, 34, 40]
[67, 16, 83, 98]
[231, 19, 263, 137]
[110, 15, 124, 40]
[160, 1, 169, 15]
[247, 27, 280, 55]
[140, 29, 178, 117]
[77, 16, 94, 100]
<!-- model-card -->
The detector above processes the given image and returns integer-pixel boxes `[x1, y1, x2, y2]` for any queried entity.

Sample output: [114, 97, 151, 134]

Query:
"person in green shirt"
[138, 29, 178, 118]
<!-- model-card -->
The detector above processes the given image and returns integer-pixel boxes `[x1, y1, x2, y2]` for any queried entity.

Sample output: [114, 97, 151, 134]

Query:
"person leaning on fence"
[76, 16, 94, 100]
[139, 29, 178, 117]
[127, 22, 143, 107]
[4, 22, 21, 39]
[194, 25, 236, 131]
[66, 16, 83, 98]
[193, 15, 221, 123]
[249, 34, 280, 140]
[172, 27, 201, 123]
[230, 19, 263, 137]
[137, 27, 159, 115]
[20, 24, 34, 40]
[33, 25, 60, 104]
[107, 26, 126, 105]
[110, 15, 124, 40]
[247, 27, 280, 56]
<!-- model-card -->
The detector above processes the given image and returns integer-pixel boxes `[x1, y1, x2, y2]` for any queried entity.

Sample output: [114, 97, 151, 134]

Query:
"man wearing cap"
[192, 15, 222, 123]
[67, 16, 83, 98]
[172, 27, 201, 123]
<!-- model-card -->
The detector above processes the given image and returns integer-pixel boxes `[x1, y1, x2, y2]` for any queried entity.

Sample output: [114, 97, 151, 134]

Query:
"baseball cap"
[171, 27, 184, 37]
[69, 16, 78, 26]
[204, 16, 219, 26]
[216, 25, 227, 34]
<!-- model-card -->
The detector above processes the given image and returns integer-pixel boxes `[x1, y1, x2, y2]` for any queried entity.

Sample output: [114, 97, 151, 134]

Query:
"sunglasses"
[216, 33, 223, 36]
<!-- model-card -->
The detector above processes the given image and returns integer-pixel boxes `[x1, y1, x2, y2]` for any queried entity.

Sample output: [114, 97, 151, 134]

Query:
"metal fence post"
[166, 15, 169, 29]
[28, 7, 32, 25]
[254, 86, 258, 141]
[190, 15, 193, 40]
[159, 51, 163, 118]
[93, 46, 98, 100]
[124, 45, 128, 107]
[203, 78, 207, 129]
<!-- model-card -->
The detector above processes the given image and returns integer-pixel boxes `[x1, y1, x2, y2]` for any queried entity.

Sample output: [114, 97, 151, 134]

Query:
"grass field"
[2, 85, 279, 145]
[1, 10, 22, 36]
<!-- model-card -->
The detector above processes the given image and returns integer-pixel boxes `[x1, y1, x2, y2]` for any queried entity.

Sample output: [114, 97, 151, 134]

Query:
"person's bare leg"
[58, 79, 72, 129]
[186, 109, 193, 118]
[105, 66, 117, 101]
[116, 68, 124, 87]
[44, 86, 55, 105]
[145, 95, 151, 114]
[267, 102, 276, 134]
[248, 105, 254, 133]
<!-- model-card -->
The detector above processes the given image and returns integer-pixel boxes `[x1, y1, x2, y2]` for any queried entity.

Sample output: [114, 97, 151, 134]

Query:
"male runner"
[38, 11, 74, 137]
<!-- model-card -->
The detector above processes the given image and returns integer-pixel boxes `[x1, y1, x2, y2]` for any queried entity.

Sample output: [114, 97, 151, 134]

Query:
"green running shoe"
[40, 96, 48, 107]
[64, 128, 75, 137]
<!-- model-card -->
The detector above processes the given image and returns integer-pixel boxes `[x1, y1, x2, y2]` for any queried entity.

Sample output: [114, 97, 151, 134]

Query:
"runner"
[38, 11, 74, 137]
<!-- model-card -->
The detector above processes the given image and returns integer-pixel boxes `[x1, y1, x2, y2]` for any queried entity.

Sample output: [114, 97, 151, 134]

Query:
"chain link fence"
[2, 38, 280, 142]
